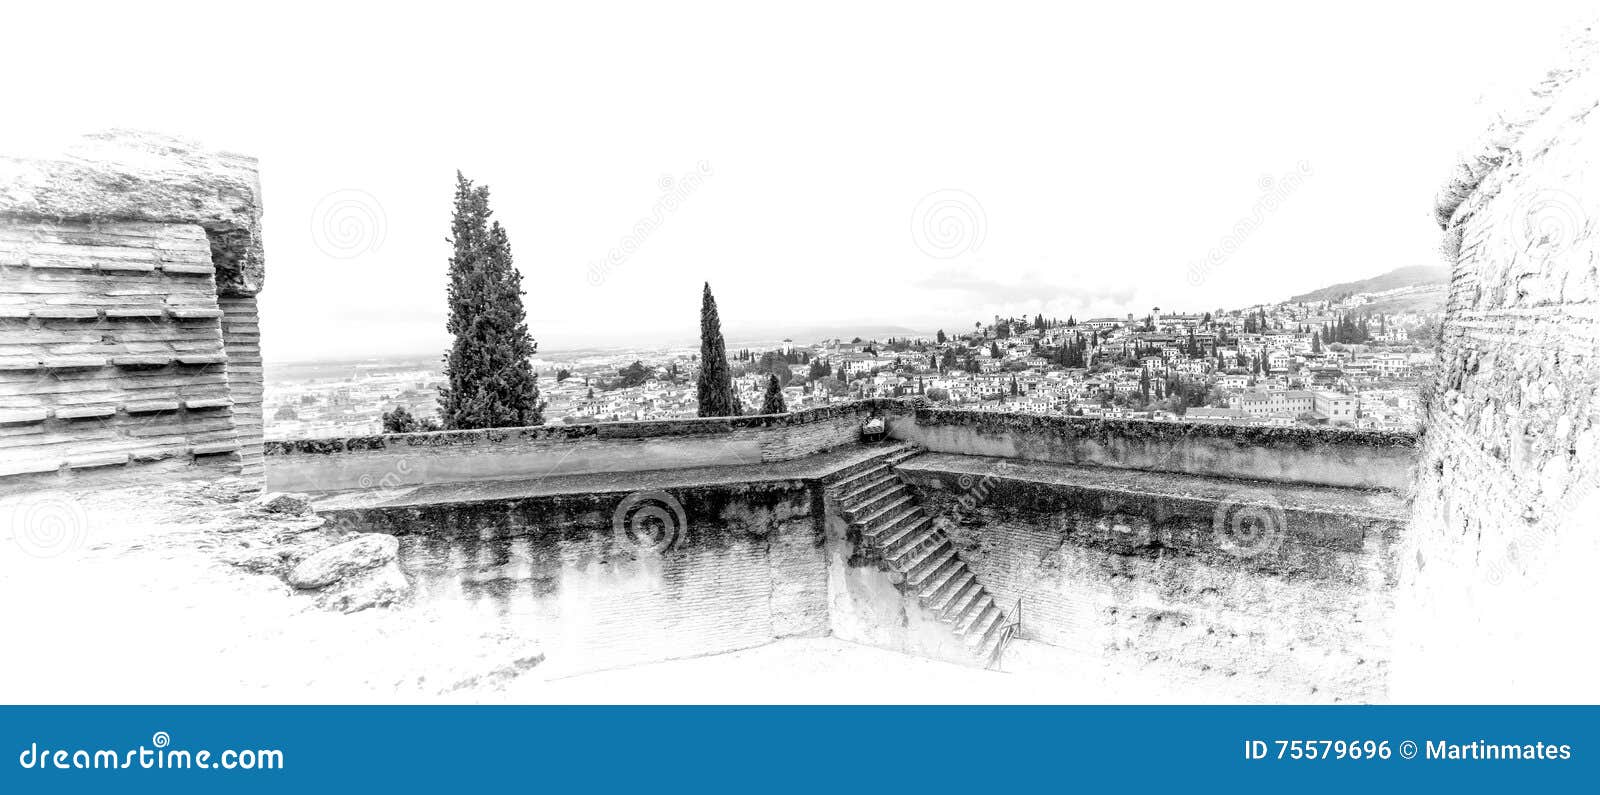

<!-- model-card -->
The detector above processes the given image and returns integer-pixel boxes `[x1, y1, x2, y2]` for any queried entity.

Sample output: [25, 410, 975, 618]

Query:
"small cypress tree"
[760, 374, 787, 414]
[696, 282, 737, 417]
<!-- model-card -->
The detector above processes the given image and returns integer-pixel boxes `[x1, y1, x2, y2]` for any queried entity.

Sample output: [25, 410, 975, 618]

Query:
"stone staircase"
[825, 444, 1016, 667]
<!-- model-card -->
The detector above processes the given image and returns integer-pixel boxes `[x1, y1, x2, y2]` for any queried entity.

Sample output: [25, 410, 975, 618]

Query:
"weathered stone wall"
[0, 132, 266, 490]
[888, 408, 1417, 490]
[325, 480, 828, 676]
[898, 455, 1403, 701]
[1398, 27, 1600, 702]
[266, 402, 883, 493]
[271, 398, 1418, 495]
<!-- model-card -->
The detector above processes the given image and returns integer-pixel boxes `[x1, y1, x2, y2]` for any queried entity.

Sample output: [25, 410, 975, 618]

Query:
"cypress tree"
[438, 172, 544, 430]
[697, 282, 738, 417]
[760, 374, 787, 414]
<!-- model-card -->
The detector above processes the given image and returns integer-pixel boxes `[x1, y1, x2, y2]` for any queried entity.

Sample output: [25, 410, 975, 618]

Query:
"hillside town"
[266, 281, 1442, 438]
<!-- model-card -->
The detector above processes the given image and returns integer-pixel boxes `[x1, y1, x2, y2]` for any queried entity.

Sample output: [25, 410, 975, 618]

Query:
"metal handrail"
[989, 597, 1022, 669]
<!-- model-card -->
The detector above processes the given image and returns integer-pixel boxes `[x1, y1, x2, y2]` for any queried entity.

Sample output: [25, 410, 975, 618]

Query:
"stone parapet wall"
[266, 402, 886, 493]
[269, 397, 1418, 494]
[889, 408, 1417, 490]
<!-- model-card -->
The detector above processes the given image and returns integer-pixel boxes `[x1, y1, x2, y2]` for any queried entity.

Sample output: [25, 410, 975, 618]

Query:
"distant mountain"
[1289, 266, 1448, 304]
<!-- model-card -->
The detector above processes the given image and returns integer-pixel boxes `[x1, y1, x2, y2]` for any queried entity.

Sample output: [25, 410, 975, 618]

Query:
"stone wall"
[265, 402, 882, 493]
[1399, 27, 1600, 702]
[898, 456, 1403, 701]
[888, 408, 1417, 490]
[0, 132, 266, 490]
[324, 480, 828, 677]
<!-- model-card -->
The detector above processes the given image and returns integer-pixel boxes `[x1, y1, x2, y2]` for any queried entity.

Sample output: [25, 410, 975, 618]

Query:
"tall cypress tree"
[760, 374, 787, 414]
[438, 172, 544, 429]
[697, 282, 737, 417]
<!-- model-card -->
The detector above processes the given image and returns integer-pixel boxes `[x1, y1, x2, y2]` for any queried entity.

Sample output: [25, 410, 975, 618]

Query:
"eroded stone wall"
[266, 402, 884, 493]
[899, 457, 1403, 701]
[325, 481, 829, 676]
[1399, 28, 1600, 702]
[0, 131, 266, 490]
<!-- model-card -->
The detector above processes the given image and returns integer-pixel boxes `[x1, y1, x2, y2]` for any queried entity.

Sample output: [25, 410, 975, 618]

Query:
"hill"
[1289, 266, 1448, 304]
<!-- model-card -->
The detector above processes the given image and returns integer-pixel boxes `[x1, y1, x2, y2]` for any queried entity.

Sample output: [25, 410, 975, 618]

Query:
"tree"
[760, 374, 787, 414]
[437, 172, 544, 429]
[926, 387, 951, 403]
[273, 405, 298, 422]
[617, 360, 652, 388]
[936, 329, 947, 344]
[696, 282, 738, 417]
[1311, 331, 1323, 354]
[383, 405, 440, 433]
[556, 368, 572, 382]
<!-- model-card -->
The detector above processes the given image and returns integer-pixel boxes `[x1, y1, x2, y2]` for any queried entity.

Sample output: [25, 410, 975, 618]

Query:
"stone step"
[967, 610, 1009, 658]
[855, 496, 915, 532]
[957, 600, 1000, 638]
[845, 484, 911, 522]
[973, 618, 1011, 665]
[906, 550, 959, 590]
[918, 557, 970, 604]
[835, 472, 900, 507]
[899, 539, 953, 581]
[937, 578, 985, 621]
[869, 514, 929, 554]
[926, 569, 976, 613]
[883, 522, 938, 560]
[829, 463, 892, 496]
[863, 506, 923, 544]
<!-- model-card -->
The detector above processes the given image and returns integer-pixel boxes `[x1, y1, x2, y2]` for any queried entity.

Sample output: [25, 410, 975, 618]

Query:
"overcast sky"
[4, 2, 1591, 361]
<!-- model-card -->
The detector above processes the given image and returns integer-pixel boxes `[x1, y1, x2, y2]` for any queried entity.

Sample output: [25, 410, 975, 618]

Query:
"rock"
[315, 560, 409, 613]
[287, 533, 398, 589]
[252, 492, 314, 516]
